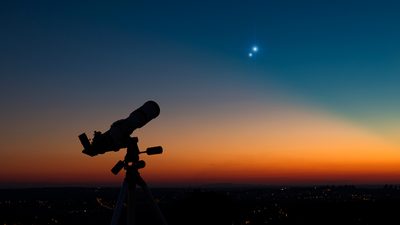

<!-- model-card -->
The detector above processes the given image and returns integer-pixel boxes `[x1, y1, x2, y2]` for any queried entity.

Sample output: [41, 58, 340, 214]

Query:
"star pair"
[248, 46, 259, 58]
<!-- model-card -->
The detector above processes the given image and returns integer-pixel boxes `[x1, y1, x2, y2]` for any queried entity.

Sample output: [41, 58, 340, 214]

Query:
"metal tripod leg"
[110, 169, 167, 225]
[136, 175, 168, 225]
[127, 174, 136, 225]
[111, 180, 128, 225]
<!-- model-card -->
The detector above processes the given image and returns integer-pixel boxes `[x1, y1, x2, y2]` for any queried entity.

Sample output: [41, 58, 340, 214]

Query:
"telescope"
[78, 100, 168, 225]
[79, 100, 160, 156]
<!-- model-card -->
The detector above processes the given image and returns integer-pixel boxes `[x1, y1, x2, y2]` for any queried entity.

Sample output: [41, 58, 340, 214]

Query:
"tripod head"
[108, 137, 168, 225]
[111, 137, 163, 175]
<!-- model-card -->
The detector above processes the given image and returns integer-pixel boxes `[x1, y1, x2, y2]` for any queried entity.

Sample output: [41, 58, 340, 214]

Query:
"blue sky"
[2, 0, 400, 115]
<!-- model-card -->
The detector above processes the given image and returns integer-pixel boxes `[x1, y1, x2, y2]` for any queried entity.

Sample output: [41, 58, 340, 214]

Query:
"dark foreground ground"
[1, 185, 400, 225]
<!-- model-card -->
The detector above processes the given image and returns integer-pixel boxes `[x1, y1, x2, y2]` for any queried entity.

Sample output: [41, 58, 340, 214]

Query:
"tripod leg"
[137, 176, 168, 225]
[111, 180, 128, 225]
[127, 177, 136, 225]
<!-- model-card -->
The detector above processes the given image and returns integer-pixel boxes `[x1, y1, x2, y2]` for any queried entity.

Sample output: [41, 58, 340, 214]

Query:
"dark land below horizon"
[1, 185, 400, 225]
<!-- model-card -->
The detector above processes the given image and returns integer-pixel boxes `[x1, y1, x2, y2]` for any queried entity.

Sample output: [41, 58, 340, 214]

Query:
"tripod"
[110, 137, 168, 225]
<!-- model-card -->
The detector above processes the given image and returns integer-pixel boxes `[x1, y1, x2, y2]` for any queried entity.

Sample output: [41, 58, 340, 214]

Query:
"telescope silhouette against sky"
[80, 101, 160, 156]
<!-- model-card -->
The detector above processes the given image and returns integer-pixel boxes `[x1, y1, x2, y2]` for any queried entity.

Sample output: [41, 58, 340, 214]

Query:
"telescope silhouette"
[79, 100, 160, 156]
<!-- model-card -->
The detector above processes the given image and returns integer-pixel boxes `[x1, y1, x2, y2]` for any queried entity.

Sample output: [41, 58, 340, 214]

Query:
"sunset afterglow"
[1, 1, 400, 187]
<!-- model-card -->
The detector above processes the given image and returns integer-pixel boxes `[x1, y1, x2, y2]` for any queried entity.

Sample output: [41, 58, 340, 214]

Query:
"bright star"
[248, 52, 253, 57]
[252, 46, 258, 52]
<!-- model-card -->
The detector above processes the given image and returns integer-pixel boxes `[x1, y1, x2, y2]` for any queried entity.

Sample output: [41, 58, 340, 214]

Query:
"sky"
[1, 0, 400, 187]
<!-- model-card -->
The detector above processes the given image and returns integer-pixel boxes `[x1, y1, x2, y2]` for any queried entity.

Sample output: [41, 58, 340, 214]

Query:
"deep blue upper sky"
[1, 0, 400, 130]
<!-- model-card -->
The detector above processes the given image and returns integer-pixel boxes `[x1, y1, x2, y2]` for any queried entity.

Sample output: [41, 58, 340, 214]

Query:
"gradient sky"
[1, 0, 400, 187]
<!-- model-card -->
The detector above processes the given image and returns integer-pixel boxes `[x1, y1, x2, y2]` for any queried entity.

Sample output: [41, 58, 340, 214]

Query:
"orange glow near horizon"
[1, 102, 400, 187]
[3, 1, 400, 189]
